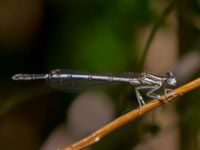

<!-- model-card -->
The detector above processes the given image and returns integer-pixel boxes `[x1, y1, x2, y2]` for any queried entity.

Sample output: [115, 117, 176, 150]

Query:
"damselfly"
[12, 69, 176, 108]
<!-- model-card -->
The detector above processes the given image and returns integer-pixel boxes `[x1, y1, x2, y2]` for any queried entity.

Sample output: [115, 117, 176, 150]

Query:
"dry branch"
[62, 77, 200, 150]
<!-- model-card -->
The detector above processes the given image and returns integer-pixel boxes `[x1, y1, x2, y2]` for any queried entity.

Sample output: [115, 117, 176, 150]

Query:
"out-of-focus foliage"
[0, 0, 200, 149]
[43, 0, 154, 71]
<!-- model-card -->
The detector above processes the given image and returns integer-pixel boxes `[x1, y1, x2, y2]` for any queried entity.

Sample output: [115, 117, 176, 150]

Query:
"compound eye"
[168, 78, 172, 84]
[167, 77, 176, 86]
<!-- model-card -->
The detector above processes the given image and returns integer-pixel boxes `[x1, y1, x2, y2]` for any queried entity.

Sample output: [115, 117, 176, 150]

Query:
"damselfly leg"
[135, 85, 162, 108]
[135, 88, 145, 108]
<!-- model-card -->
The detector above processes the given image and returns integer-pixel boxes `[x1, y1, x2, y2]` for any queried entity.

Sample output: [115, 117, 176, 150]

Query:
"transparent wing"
[46, 69, 140, 92]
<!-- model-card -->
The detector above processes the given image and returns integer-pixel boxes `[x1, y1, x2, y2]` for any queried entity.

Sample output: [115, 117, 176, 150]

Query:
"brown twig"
[62, 77, 200, 150]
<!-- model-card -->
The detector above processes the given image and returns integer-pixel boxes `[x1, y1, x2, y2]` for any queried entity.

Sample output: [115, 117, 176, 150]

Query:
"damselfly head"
[165, 72, 176, 86]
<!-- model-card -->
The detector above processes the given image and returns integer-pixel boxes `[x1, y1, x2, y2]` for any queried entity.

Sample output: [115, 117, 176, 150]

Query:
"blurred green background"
[0, 0, 200, 149]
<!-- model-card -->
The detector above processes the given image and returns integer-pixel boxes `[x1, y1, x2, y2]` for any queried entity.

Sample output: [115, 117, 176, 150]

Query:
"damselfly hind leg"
[135, 88, 145, 108]
[135, 87, 146, 115]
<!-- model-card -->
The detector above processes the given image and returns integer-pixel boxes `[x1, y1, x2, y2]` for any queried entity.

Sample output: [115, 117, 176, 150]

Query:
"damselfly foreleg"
[164, 88, 173, 95]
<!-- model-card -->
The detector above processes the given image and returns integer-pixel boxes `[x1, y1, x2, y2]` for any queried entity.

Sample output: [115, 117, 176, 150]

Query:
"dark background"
[0, 0, 200, 149]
